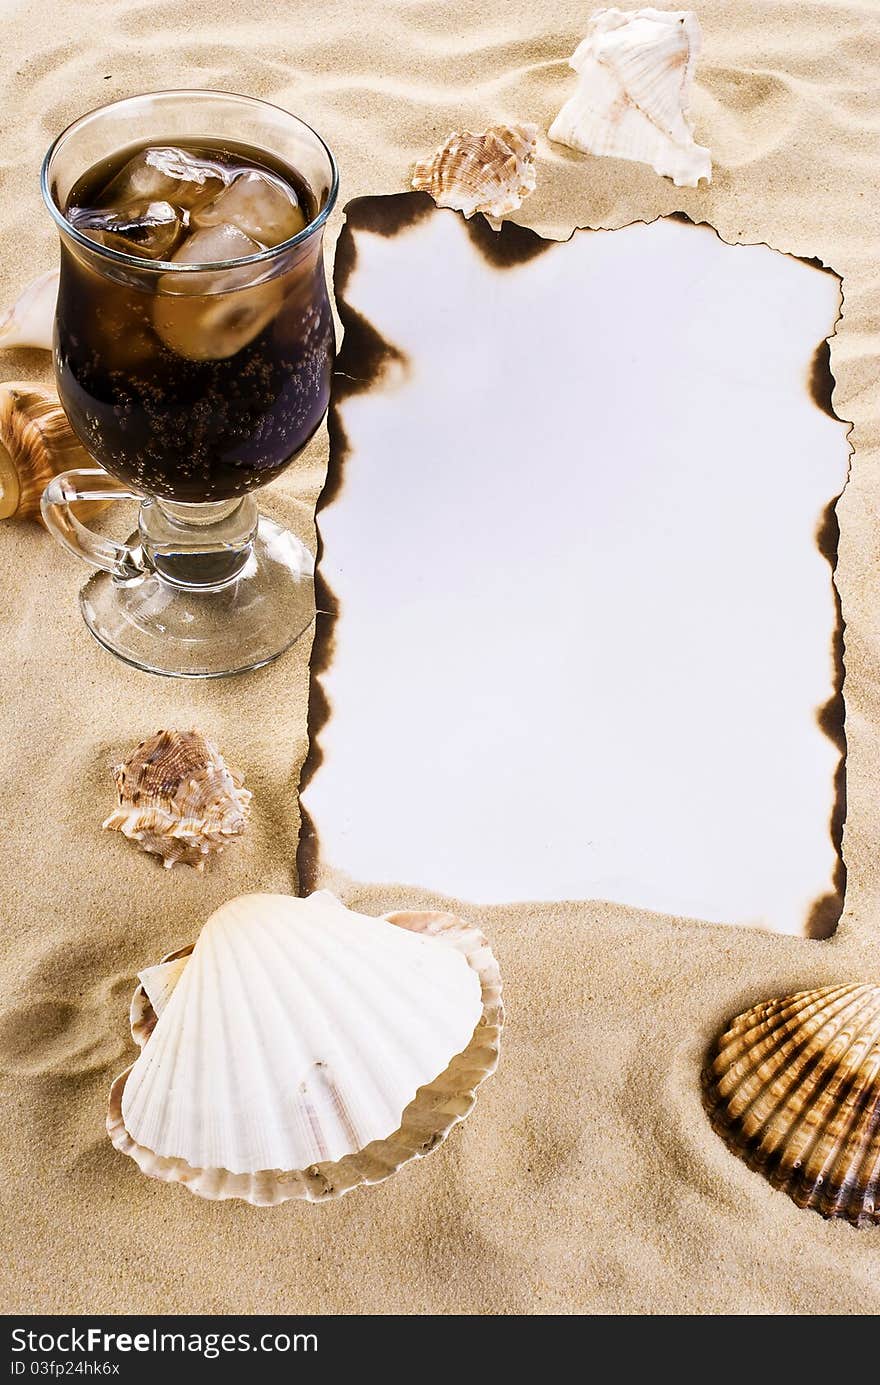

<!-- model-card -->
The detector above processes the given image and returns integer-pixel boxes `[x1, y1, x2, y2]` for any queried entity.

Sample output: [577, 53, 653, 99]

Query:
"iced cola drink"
[57, 140, 334, 502]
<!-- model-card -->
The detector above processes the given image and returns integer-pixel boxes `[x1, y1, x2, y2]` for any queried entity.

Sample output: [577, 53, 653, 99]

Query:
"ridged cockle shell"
[703, 983, 880, 1227]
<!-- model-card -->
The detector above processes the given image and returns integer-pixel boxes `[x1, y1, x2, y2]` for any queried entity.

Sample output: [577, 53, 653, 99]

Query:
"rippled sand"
[1, 0, 879, 1314]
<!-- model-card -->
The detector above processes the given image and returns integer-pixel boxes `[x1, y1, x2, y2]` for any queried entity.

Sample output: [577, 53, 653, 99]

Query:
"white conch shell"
[411, 123, 539, 228]
[109, 893, 497, 1203]
[102, 728, 251, 870]
[0, 269, 58, 351]
[548, 9, 711, 188]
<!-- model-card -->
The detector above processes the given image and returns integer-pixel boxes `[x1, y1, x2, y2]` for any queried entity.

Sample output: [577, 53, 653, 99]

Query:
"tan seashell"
[411, 123, 539, 228]
[548, 8, 711, 188]
[108, 894, 504, 1204]
[102, 728, 251, 871]
[130, 948, 191, 1046]
[703, 983, 880, 1227]
[0, 381, 100, 522]
[0, 269, 58, 352]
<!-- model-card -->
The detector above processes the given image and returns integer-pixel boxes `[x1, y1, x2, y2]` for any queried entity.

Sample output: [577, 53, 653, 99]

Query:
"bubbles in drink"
[58, 138, 333, 502]
[69, 199, 185, 259]
[192, 169, 307, 245]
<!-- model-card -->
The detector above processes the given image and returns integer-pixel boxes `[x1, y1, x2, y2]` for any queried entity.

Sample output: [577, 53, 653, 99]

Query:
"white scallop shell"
[0, 269, 58, 351]
[109, 893, 500, 1202]
[548, 8, 711, 188]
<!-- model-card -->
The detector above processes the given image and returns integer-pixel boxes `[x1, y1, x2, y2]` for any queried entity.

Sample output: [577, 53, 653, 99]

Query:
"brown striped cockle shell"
[703, 983, 880, 1227]
[0, 382, 97, 521]
[411, 123, 538, 228]
[102, 729, 251, 871]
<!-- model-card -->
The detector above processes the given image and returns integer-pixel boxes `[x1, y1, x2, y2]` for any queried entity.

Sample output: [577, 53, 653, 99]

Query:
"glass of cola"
[40, 91, 338, 677]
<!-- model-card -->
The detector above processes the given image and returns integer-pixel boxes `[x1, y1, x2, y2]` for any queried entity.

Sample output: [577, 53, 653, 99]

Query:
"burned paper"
[300, 199, 850, 935]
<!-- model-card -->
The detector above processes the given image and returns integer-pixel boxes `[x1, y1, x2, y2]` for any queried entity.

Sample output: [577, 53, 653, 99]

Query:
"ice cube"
[101, 146, 229, 212]
[152, 223, 283, 360]
[170, 222, 261, 267]
[193, 170, 307, 247]
[69, 200, 184, 260]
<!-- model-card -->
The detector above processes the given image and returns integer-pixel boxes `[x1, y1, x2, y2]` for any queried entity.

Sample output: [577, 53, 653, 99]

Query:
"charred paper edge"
[297, 193, 853, 939]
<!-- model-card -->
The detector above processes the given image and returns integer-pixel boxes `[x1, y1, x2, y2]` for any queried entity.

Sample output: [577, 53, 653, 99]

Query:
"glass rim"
[40, 88, 339, 274]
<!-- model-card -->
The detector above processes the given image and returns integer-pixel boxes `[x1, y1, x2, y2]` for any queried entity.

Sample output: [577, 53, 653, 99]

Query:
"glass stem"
[139, 494, 259, 589]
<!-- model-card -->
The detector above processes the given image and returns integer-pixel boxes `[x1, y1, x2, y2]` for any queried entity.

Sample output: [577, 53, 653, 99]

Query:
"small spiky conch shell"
[102, 728, 251, 871]
[107, 891, 504, 1203]
[548, 8, 711, 188]
[0, 381, 99, 522]
[411, 123, 539, 229]
[703, 983, 880, 1227]
[0, 268, 58, 352]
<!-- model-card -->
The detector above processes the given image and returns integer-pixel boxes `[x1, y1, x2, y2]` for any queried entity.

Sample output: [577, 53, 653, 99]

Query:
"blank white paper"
[301, 208, 849, 934]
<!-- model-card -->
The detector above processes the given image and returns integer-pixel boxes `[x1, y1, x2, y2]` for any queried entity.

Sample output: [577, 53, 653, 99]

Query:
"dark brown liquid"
[57, 139, 333, 502]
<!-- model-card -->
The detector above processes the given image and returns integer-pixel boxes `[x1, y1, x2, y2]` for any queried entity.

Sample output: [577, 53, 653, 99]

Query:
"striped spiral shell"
[0, 382, 95, 521]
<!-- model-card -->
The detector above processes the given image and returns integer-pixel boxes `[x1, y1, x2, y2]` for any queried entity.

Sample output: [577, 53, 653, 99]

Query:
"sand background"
[1, 0, 879, 1314]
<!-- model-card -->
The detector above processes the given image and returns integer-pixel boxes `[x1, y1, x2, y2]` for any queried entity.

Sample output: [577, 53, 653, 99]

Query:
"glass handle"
[41, 469, 146, 581]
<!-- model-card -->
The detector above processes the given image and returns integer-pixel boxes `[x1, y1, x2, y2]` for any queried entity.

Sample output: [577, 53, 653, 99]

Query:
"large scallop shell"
[411, 123, 538, 228]
[703, 983, 880, 1226]
[102, 729, 251, 870]
[108, 892, 503, 1203]
[548, 9, 711, 188]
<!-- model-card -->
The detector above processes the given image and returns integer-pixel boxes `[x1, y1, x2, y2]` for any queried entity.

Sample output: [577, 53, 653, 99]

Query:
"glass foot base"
[79, 515, 315, 678]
